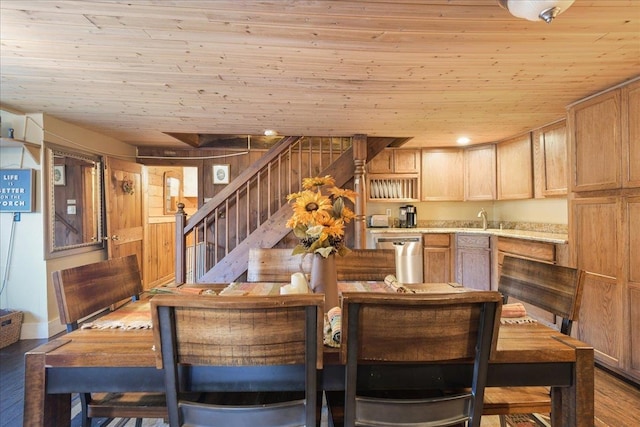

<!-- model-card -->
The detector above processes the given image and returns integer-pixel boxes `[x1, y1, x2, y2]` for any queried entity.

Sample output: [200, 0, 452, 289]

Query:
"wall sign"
[0, 169, 36, 212]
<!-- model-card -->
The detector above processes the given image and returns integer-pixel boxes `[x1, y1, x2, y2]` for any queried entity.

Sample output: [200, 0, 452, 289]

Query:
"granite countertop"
[367, 227, 568, 244]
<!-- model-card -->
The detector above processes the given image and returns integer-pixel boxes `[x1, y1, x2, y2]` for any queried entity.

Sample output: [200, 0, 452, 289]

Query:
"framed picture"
[213, 164, 230, 184]
[53, 165, 66, 186]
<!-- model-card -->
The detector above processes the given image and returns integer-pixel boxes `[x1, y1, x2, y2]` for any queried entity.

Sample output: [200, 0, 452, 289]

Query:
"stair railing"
[175, 136, 353, 283]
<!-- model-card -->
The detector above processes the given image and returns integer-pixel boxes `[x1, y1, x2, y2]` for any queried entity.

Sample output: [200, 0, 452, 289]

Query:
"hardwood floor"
[2, 338, 639, 427]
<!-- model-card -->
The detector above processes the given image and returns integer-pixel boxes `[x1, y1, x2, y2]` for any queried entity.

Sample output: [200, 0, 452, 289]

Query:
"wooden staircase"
[174, 135, 400, 283]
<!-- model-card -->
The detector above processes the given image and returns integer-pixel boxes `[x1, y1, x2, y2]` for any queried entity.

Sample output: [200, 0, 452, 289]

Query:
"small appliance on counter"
[368, 214, 390, 228]
[405, 205, 417, 228]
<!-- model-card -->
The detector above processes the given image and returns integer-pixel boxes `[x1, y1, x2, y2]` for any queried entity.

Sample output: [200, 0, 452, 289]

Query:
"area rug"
[505, 413, 551, 427]
[70, 393, 331, 427]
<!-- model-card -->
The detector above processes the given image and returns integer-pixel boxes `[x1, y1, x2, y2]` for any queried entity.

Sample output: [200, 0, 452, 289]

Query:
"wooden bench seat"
[247, 248, 396, 282]
[52, 255, 166, 427]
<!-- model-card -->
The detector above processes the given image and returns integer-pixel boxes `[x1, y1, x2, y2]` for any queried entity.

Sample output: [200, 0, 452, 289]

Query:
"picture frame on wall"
[53, 165, 66, 186]
[213, 164, 230, 184]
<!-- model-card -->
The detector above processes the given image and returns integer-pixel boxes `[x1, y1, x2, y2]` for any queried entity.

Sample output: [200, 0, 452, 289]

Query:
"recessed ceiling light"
[457, 137, 471, 145]
[264, 129, 278, 136]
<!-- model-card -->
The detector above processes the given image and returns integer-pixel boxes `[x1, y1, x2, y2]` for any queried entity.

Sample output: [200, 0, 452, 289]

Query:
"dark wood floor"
[2, 338, 640, 427]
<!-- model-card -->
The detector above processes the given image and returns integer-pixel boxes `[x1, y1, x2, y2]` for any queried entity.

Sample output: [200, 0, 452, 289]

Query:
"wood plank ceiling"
[0, 1, 638, 148]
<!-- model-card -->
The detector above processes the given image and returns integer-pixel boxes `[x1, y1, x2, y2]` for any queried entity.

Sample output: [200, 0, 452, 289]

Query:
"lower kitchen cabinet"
[455, 234, 491, 291]
[423, 233, 451, 283]
[626, 195, 640, 380]
[572, 196, 628, 377]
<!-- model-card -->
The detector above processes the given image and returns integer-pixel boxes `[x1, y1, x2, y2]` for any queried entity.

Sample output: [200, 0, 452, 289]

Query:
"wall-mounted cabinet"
[569, 89, 621, 192]
[533, 121, 568, 198]
[367, 148, 420, 174]
[421, 149, 464, 201]
[464, 145, 496, 201]
[622, 79, 640, 188]
[497, 133, 533, 200]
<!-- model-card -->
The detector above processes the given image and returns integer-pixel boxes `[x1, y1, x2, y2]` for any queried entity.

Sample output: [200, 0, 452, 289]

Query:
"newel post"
[352, 134, 367, 249]
[174, 202, 186, 284]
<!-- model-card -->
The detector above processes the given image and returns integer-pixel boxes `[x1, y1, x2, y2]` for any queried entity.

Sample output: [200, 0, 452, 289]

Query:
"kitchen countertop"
[367, 227, 568, 244]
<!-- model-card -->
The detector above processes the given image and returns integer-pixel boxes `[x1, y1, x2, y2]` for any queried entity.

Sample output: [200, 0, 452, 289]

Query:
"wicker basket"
[0, 310, 23, 349]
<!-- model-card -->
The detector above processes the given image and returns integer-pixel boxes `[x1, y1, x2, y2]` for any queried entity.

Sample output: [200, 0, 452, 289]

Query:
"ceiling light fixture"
[498, 0, 575, 23]
[457, 137, 471, 145]
[264, 129, 278, 136]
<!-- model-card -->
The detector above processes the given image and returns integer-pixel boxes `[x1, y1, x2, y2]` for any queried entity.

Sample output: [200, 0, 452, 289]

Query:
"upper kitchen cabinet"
[368, 148, 420, 202]
[464, 144, 496, 201]
[622, 79, 640, 188]
[568, 88, 621, 192]
[533, 121, 568, 198]
[367, 148, 420, 174]
[421, 148, 464, 201]
[497, 134, 533, 200]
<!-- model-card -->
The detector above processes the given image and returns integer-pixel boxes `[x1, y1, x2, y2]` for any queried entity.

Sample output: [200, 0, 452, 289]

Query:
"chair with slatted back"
[330, 291, 502, 427]
[247, 248, 396, 282]
[151, 293, 323, 427]
[482, 255, 586, 426]
[52, 255, 166, 427]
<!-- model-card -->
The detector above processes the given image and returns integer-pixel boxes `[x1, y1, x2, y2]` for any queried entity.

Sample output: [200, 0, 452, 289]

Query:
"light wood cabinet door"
[573, 196, 623, 371]
[534, 121, 568, 197]
[464, 145, 496, 201]
[626, 195, 640, 380]
[421, 149, 464, 201]
[622, 79, 640, 188]
[367, 149, 393, 173]
[455, 234, 491, 291]
[497, 134, 533, 200]
[394, 149, 420, 173]
[423, 233, 451, 283]
[569, 89, 621, 192]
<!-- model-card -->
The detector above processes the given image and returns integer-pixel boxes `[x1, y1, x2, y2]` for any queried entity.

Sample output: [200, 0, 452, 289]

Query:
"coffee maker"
[405, 205, 417, 228]
[399, 205, 417, 228]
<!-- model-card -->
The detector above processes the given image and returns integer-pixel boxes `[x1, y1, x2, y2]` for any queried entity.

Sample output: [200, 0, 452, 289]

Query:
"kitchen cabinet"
[569, 88, 621, 192]
[367, 148, 420, 174]
[572, 196, 624, 373]
[368, 149, 420, 202]
[569, 78, 640, 382]
[533, 120, 568, 198]
[421, 149, 464, 201]
[455, 234, 491, 291]
[497, 133, 533, 200]
[464, 145, 496, 201]
[423, 233, 451, 283]
[622, 79, 640, 188]
[625, 195, 640, 380]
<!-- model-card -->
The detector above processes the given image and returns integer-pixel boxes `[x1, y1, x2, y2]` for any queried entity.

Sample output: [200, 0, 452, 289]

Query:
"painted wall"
[0, 109, 136, 338]
[367, 198, 567, 227]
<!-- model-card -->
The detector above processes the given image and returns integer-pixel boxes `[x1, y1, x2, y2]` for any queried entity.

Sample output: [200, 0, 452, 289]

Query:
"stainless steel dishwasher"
[374, 234, 424, 284]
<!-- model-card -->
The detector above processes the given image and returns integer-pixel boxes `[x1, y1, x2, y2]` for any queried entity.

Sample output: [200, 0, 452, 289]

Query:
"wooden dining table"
[23, 282, 594, 427]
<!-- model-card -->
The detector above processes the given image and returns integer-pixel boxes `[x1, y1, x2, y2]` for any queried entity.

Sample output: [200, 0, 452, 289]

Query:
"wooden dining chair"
[52, 255, 166, 427]
[151, 293, 324, 427]
[332, 291, 502, 427]
[482, 255, 586, 426]
[247, 248, 395, 282]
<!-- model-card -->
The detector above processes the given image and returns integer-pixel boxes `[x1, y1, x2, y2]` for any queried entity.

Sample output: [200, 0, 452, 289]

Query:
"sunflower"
[287, 175, 356, 258]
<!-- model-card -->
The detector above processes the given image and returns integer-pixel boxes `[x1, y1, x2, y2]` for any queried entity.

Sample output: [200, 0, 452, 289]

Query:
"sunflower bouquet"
[286, 175, 357, 258]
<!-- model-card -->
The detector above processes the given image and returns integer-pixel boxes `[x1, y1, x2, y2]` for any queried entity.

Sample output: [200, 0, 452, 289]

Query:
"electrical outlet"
[386, 208, 391, 217]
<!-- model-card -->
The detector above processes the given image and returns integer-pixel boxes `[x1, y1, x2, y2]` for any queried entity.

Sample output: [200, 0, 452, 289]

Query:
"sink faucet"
[477, 208, 488, 230]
